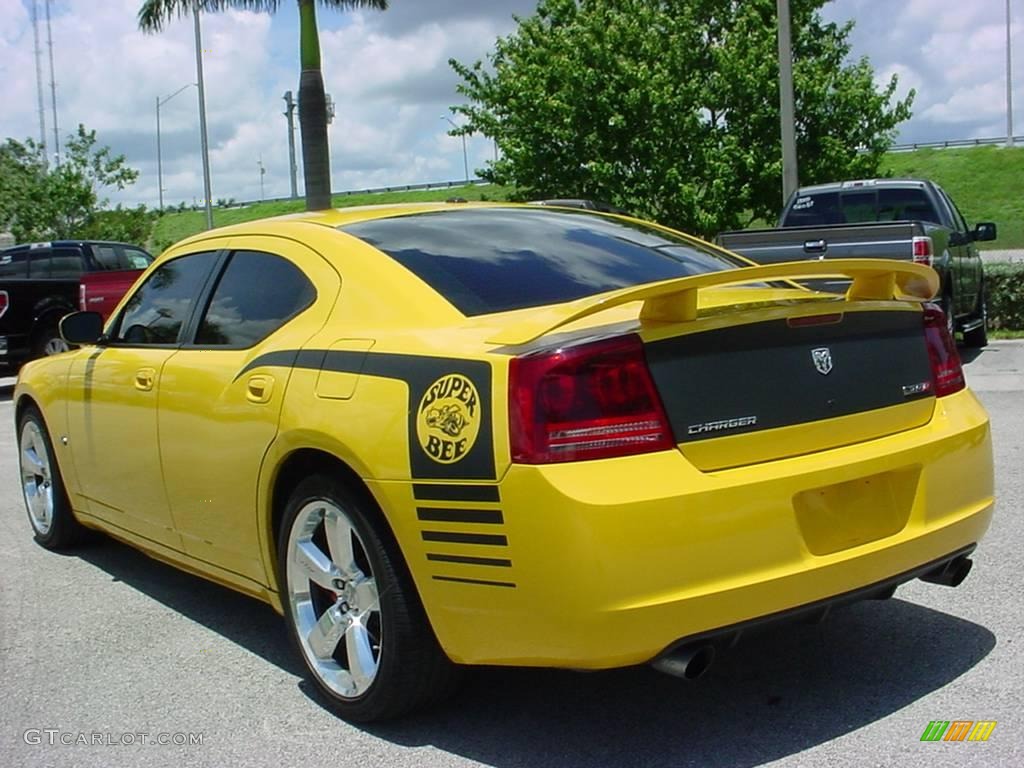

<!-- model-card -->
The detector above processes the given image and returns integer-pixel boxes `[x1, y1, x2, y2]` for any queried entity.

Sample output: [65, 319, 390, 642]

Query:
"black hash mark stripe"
[426, 553, 512, 568]
[432, 575, 516, 588]
[416, 507, 504, 524]
[412, 484, 501, 502]
[421, 531, 508, 546]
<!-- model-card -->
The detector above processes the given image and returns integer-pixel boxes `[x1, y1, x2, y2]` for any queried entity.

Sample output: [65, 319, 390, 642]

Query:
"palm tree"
[138, 0, 388, 211]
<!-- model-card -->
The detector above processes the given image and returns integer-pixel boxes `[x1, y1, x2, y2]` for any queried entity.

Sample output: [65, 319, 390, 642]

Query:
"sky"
[0, 0, 1020, 209]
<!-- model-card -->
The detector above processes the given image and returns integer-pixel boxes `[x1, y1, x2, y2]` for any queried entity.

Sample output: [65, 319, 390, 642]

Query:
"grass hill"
[149, 144, 1024, 251]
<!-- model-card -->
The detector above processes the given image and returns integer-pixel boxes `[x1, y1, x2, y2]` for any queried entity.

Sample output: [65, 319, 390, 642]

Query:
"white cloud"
[0, 0, 1020, 211]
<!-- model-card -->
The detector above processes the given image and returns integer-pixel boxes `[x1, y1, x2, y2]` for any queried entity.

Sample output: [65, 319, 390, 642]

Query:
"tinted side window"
[114, 252, 218, 345]
[93, 244, 121, 270]
[27, 249, 53, 277]
[122, 247, 154, 270]
[0, 250, 29, 278]
[195, 251, 316, 347]
[49, 248, 85, 279]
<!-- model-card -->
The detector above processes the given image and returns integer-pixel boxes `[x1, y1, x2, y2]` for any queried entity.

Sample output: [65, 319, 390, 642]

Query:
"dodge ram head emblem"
[811, 347, 833, 375]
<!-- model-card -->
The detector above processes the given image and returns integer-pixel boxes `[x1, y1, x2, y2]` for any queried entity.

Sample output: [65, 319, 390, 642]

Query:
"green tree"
[0, 125, 141, 241]
[450, 0, 914, 238]
[138, 0, 388, 212]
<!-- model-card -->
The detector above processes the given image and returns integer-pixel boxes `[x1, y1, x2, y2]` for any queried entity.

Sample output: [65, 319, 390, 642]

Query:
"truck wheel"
[963, 285, 989, 348]
[33, 320, 70, 358]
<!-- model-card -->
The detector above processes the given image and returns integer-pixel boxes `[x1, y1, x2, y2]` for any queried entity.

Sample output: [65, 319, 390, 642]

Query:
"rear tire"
[18, 407, 84, 549]
[963, 285, 989, 348]
[278, 474, 461, 722]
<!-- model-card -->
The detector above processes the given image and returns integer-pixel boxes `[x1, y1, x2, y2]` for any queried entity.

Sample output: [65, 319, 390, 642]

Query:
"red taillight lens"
[509, 334, 675, 463]
[923, 304, 965, 397]
[912, 236, 934, 266]
[0, 290, 8, 319]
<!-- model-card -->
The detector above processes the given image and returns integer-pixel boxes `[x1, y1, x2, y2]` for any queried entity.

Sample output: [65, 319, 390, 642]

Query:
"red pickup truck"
[0, 240, 151, 370]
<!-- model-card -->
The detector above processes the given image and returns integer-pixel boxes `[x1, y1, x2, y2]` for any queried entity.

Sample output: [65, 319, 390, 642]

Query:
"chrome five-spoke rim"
[286, 500, 382, 699]
[20, 421, 54, 535]
[44, 337, 69, 356]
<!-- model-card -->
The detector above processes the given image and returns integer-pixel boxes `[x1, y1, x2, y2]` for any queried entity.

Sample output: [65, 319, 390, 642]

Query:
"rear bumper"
[397, 388, 993, 668]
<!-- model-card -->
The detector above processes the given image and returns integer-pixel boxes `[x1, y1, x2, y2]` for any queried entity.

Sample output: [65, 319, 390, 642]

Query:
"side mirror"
[60, 311, 104, 345]
[973, 222, 997, 242]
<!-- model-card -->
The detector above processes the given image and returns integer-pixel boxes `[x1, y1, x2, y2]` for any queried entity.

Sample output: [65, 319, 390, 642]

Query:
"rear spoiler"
[488, 258, 938, 346]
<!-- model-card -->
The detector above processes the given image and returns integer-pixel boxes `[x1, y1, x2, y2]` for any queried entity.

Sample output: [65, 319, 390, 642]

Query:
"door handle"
[134, 367, 156, 391]
[246, 375, 274, 404]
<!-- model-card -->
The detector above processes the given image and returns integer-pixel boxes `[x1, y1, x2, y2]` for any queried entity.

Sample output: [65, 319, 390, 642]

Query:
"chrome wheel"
[43, 336, 69, 356]
[286, 499, 382, 699]
[20, 420, 54, 535]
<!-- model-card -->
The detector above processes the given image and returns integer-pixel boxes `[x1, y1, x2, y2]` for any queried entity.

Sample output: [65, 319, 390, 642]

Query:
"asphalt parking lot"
[1, 343, 1022, 768]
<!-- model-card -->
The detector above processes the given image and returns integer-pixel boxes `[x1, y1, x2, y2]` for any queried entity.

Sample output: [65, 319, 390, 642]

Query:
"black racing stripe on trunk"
[417, 507, 504, 524]
[421, 531, 508, 546]
[413, 483, 501, 502]
[432, 575, 516, 588]
[646, 310, 933, 442]
[426, 553, 512, 567]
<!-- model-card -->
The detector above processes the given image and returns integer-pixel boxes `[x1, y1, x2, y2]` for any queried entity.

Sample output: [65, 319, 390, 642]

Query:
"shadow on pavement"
[77, 534, 995, 768]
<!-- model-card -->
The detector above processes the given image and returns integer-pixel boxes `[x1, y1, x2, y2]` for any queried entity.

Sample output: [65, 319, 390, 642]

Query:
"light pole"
[156, 83, 196, 212]
[193, 7, 214, 230]
[441, 115, 469, 184]
[283, 91, 299, 199]
[776, 0, 799, 203]
[1007, 0, 1015, 148]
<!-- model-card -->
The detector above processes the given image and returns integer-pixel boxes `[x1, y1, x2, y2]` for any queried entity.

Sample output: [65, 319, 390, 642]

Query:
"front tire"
[279, 474, 460, 722]
[18, 407, 83, 549]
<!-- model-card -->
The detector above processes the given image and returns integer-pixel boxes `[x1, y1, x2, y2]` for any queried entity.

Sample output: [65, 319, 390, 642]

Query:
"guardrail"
[889, 136, 1024, 152]
[224, 177, 490, 209]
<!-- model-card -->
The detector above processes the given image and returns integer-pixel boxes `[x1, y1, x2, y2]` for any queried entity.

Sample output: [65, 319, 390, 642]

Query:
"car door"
[943, 192, 982, 312]
[65, 250, 221, 549]
[157, 239, 339, 581]
[932, 188, 975, 315]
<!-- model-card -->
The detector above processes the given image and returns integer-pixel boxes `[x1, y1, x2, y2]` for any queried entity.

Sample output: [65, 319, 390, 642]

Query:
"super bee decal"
[417, 374, 481, 464]
[238, 350, 496, 480]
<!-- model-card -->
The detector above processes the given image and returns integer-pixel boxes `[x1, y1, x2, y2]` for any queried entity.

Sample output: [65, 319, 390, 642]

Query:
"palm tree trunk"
[297, 0, 331, 211]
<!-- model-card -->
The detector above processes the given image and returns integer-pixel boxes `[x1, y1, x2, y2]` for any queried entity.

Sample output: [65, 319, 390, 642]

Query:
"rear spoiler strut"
[488, 258, 938, 346]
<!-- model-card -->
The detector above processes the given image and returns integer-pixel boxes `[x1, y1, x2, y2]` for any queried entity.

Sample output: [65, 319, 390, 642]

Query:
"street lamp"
[156, 82, 196, 212]
[1007, 0, 1015, 148]
[192, 7, 214, 230]
[441, 115, 469, 184]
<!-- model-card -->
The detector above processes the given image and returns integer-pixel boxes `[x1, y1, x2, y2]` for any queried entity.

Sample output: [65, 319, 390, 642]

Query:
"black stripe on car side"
[432, 575, 516, 588]
[412, 483, 500, 502]
[238, 349, 495, 480]
[421, 531, 508, 546]
[417, 507, 504, 524]
[426, 553, 512, 567]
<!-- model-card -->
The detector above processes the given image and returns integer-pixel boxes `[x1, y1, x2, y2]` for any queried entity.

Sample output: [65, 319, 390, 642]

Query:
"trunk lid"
[644, 306, 935, 470]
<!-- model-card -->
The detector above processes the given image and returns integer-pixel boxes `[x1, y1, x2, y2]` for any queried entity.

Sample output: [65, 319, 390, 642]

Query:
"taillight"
[79, 283, 86, 312]
[0, 290, 8, 319]
[508, 334, 675, 463]
[923, 304, 965, 397]
[912, 236, 934, 266]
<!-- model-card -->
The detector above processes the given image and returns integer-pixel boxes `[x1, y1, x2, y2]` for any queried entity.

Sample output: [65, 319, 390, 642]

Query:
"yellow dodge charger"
[14, 203, 994, 721]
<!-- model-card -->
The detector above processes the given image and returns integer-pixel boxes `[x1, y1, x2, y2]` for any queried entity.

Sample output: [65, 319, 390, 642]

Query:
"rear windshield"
[340, 207, 746, 316]
[783, 188, 941, 227]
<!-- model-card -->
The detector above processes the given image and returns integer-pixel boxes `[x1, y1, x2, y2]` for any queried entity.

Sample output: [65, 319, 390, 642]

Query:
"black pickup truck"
[717, 179, 997, 347]
[0, 240, 152, 370]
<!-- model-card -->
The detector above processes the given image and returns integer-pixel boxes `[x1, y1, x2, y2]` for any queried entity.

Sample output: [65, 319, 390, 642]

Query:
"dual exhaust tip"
[651, 554, 974, 681]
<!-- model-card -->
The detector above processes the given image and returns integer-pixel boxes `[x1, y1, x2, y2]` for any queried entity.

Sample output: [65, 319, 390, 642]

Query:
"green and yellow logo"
[416, 374, 481, 464]
[920, 720, 997, 742]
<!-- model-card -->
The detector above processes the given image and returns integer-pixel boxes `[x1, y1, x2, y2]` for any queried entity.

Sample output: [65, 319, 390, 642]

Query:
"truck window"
[26, 249, 53, 278]
[49, 248, 85, 279]
[93, 244, 121, 270]
[877, 188, 940, 225]
[121, 247, 154, 270]
[0, 251, 29, 278]
[784, 187, 941, 227]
